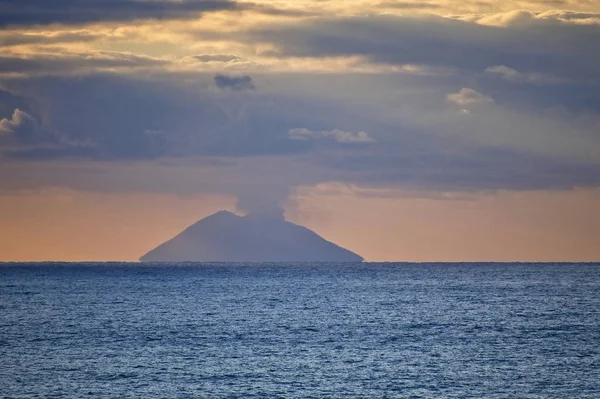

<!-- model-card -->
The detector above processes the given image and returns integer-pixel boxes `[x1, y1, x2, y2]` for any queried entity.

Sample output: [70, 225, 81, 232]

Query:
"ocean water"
[1, 263, 599, 398]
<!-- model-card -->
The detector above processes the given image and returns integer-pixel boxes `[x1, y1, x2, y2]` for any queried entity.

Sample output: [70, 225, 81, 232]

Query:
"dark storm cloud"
[214, 74, 255, 91]
[0, 0, 312, 27]
[0, 0, 241, 27]
[248, 14, 600, 81]
[1, 72, 599, 193]
[1, 75, 212, 159]
[0, 74, 316, 160]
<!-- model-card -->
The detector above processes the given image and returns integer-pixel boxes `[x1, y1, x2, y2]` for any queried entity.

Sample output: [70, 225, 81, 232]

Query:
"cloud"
[0, 31, 103, 47]
[463, 9, 600, 26]
[0, 74, 325, 159]
[1, 65, 599, 197]
[377, 1, 441, 9]
[194, 54, 242, 63]
[0, 109, 47, 145]
[536, 10, 600, 25]
[0, 51, 165, 76]
[320, 142, 600, 192]
[447, 88, 493, 106]
[0, 108, 98, 158]
[0, 0, 242, 27]
[246, 13, 600, 81]
[484, 65, 523, 80]
[460, 10, 540, 27]
[235, 188, 289, 219]
[214, 74, 256, 91]
[289, 128, 376, 144]
[484, 65, 566, 85]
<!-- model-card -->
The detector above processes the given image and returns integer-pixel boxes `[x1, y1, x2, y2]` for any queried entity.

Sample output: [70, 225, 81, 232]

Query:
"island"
[140, 210, 363, 262]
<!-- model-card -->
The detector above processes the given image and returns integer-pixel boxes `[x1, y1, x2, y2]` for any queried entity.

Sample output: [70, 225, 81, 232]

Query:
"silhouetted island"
[140, 210, 363, 262]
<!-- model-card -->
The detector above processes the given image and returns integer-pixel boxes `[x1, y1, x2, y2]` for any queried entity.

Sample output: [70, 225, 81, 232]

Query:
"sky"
[1, 0, 599, 261]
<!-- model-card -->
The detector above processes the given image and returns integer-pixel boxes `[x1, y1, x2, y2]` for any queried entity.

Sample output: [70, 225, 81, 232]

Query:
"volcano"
[140, 210, 363, 262]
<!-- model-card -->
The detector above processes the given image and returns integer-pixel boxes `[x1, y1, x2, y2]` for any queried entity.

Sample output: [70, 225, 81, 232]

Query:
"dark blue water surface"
[1, 262, 599, 398]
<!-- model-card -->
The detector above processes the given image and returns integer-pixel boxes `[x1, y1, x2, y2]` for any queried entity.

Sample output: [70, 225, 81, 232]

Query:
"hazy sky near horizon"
[1, 0, 599, 261]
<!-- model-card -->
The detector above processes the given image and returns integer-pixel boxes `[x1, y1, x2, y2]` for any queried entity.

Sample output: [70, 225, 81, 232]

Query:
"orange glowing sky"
[1, 185, 599, 262]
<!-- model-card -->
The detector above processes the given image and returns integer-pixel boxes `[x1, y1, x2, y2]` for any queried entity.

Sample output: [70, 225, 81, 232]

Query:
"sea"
[1, 262, 599, 398]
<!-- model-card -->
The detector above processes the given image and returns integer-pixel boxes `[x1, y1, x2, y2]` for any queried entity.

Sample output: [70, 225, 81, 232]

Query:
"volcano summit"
[140, 210, 363, 262]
